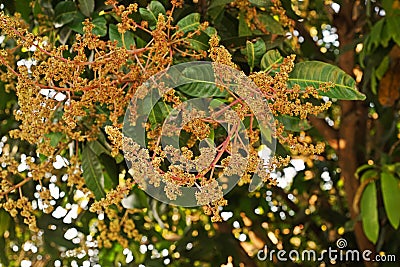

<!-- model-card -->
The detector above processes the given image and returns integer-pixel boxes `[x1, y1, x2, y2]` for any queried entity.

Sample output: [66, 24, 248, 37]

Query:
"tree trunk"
[334, 1, 376, 266]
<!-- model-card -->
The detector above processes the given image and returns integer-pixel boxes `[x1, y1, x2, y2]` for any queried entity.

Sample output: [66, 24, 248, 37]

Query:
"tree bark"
[333, 1, 376, 266]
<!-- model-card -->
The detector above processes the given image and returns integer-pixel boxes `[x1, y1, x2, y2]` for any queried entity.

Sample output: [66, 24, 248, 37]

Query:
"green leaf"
[360, 169, 379, 181]
[209, 0, 232, 9]
[139, 1, 166, 30]
[188, 32, 211, 51]
[148, 101, 172, 126]
[288, 61, 366, 100]
[176, 65, 228, 97]
[204, 26, 217, 37]
[277, 115, 311, 132]
[79, 0, 94, 17]
[92, 17, 107, 37]
[257, 14, 285, 35]
[33, 0, 53, 17]
[0, 210, 11, 236]
[15, 0, 31, 22]
[249, 0, 273, 7]
[386, 15, 400, 46]
[238, 12, 252, 37]
[99, 154, 118, 190]
[366, 19, 384, 52]
[45, 132, 64, 147]
[382, 0, 393, 13]
[355, 164, 375, 179]
[177, 13, 201, 34]
[135, 36, 147, 48]
[238, 13, 284, 36]
[87, 140, 111, 156]
[55, 1, 77, 26]
[381, 19, 391, 47]
[0, 237, 9, 266]
[381, 171, 400, 229]
[260, 49, 283, 72]
[371, 67, 377, 94]
[246, 41, 255, 71]
[375, 56, 389, 80]
[178, 82, 227, 98]
[109, 24, 136, 49]
[0, 82, 16, 110]
[176, 16, 215, 51]
[207, 1, 227, 22]
[68, 12, 85, 34]
[82, 145, 106, 200]
[244, 39, 266, 71]
[360, 180, 379, 244]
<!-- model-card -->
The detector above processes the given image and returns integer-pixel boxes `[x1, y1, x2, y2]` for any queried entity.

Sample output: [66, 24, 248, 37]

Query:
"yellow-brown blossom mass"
[0, 0, 332, 252]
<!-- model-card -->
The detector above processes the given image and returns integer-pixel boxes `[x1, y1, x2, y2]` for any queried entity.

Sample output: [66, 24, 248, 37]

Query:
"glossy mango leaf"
[238, 12, 252, 37]
[244, 39, 266, 72]
[78, 0, 94, 17]
[109, 24, 136, 49]
[67, 12, 86, 34]
[44, 132, 64, 147]
[207, 0, 230, 22]
[86, 140, 117, 190]
[0, 210, 11, 237]
[381, 171, 400, 229]
[375, 56, 389, 79]
[15, 0, 32, 22]
[99, 154, 118, 190]
[355, 164, 375, 179]
[176, 13, 201, 34]
[82, 145, 106, 200]
[249, 0, 273, 7]
[177, 82, 227, 98]
[98, 243, 127, 266]
[55, 1, 77, 26]
[360, 18, 387, 68]
[360, 178, 379, 244]
[238, 13, 284, 37]
[386, 15, 400, 46]
[380, 19, 392, 48]
[0, 237, 8, 265]
[176, 13, 215, 51]
[192, 27, 216, 51]
[139, 1, 166, 30]
[383, 0, 398, 15]
[288, 61, 366, 100]
[366, 19, 385, 52]
[260, 49, 283, 73]
[148, 101, 172, 128]
[0, 82, 17, 110]
[87, 140, 111, 157]
[187, 31, 212, 51]
[92, 17, 107, 37]
[208, 0, 232, 9]
[176, 65, 228, 97]
[277, 115, 311, 132]
[257, 14, 285, 35]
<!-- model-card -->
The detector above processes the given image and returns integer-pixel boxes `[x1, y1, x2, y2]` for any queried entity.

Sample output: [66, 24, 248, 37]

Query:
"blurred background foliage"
[0, 0, 399, 266]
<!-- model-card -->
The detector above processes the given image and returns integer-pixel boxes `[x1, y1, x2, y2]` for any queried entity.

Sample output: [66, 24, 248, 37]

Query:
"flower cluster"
[0, 0, 335, 254]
